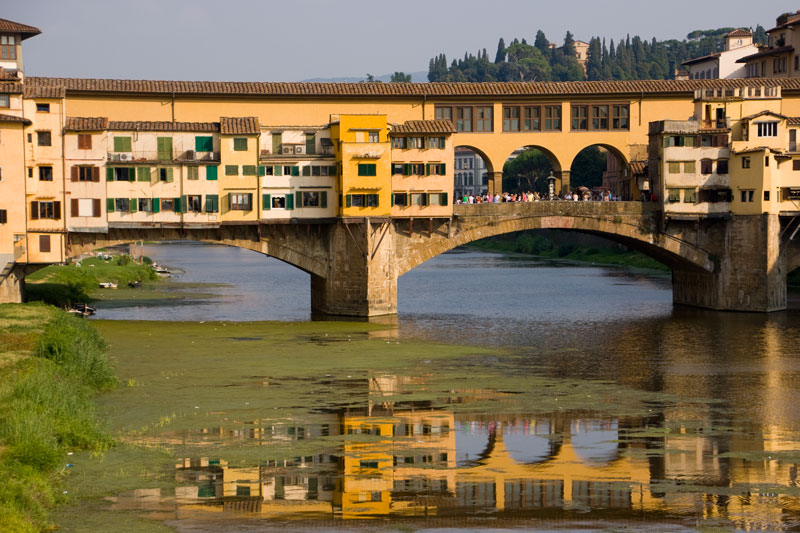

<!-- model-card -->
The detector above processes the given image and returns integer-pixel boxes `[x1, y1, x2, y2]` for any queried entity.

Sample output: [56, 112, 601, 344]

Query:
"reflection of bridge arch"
[65, 226, 329, 278]
[396, 203, 714, 277]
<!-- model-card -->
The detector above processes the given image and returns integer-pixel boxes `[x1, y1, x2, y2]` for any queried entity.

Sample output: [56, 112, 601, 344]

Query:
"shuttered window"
[358, 163, 376, 176]
[225, 165, 238, 176]
[77, 134, 92, 149]
[242, 165, 257, 176]
[137, 167, 151, 182]
[187, 166, 199, 180]
[205, 194, 219, 213]
[233, 138, 248, 151]
[39, 235, 51, 253]
[195, 136, 213, 152]
[206, 165, 218, 180]
[114, 136, 132, 152]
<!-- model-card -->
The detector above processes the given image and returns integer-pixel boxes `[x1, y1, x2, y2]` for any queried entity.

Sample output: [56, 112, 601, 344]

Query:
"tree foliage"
[390, 72, 412, 82]
[428, 26, 767, 82]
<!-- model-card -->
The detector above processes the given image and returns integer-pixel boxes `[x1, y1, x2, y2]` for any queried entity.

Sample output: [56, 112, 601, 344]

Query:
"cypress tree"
[495, 38, 506, 63]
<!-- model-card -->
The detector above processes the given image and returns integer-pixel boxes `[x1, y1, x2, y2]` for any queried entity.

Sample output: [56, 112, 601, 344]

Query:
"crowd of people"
[455, 189, 619, 204]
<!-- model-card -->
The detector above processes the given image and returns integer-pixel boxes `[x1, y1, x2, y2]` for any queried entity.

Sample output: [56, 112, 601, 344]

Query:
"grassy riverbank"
[0, 304, 116, 532]
[469, 231, 669, 271]
[26, 255, 159, 307]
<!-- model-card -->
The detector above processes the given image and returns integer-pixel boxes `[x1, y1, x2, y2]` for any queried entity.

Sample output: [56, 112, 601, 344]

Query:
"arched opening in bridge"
[453, 146, 492, 199]
[568, 144, 631, 200]
[502, 145, 561, 197]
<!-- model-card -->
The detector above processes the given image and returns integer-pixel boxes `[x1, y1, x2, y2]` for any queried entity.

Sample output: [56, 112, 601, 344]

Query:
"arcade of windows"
[502, 105, 562, 132]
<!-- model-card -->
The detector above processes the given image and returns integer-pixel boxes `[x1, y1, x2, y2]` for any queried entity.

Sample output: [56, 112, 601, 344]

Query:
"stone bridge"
[5, 201, 783, 316]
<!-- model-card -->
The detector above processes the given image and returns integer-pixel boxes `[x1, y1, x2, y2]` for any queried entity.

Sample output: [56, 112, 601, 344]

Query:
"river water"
[62, 242, 800, 532]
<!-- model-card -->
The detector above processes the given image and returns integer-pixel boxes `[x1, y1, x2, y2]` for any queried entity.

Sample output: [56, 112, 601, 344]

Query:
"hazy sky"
[6, 0, 799, 81]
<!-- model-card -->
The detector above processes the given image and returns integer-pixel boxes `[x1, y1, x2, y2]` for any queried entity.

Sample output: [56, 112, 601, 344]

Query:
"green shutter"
[174, 197, 182, 213]
[130, 199, 137, 212]
[439, 163, 446, 175]
[440, 192, 448, 206]
[153, 198, 160, 213]
[286, 193, 294, 210]
[422, 193, 428, 206]
[295, 191, 302, 208]
[329, 165, 336, 176]
[425, 163, 431, 175]
[106, 167, 114, 181]
[272, 133, 281, 155]
[274, 165, 283, 176]
[166, 168, 174, 183]
[195, 136, 213, 152]
[391, 193, 395, 207]
[320, 191, 327, 208]
[242, 165, 256, 176]
[305, 133, 315, 155]
[404, 163, 411, 176]
[258, 165, 267, 176]
[137, 167, 149, 182]
[346, 195, 351, 208]
[106, 198, 115, 212]
[205, 194, 218, 213]
[225, 165, 238, 176]
[114, 136, 131, 152]
[206, 165, 218, 180]
[291, 166, 299, 176]
[262, 194, 271, 210]
[233, 137, 248, 151]
[157, 137, 173, 161]
[302, 166, 310, 176]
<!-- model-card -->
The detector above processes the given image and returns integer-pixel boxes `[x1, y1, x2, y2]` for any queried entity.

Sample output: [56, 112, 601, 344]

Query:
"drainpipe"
[60, 94, 66, 263]
[171, 91, 175, 122]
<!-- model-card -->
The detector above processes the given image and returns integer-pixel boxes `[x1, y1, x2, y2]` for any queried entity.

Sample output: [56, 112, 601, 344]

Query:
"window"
[436, 105, 493, 132]
[591, 105, 609, 130]
[305, 133, 316, 155]
[393, 192, 408, 206]
[503, 106, 520, 131]
[205, 194, 219, 213]
[667, 189, 681, 203]
[111, 167, 135, 181]
[225, 165, 238, 176]
[571, 105, 588, 130]
[187, 166, 199, 180]
[301, 191, 323, 207]
[742, 157, 751, 169]
[271, 195, 286, 209]
[36, 103, 50, 113]
[195, 136, 213, 152]
[114, 198, 130, 212]
[206, 165, 218, 180]
[160, 198, 174, 211]
[0, 35, 16, 60]
[683, 189, 697, 203]
[233, 137, 248, 151]
[612, 104, 629, 129]
[39, 235, 50, 254]
[764, 190, 770, 201]
[757, 122, 778, 137]
[700, 189, 732, 203]
[77, 134, 92, 150]
[230, 193, 252, 210]
[346, 194, 379, 207]
[368, 131, 379, 142]
[391, 163, 404, 175]
[794, 160, 800, 171]
[391, 137, 406, 149]
[0, 209, 6, 224]
[0, 94, 8, 108]
[700, 159, 713, 175]
[544, 105, 561, 130]
[434, 106, 452, 120]
[72, 198, 100, 217]
[456, 107, 472, 132]
[138, 198, 153, 212]
[525, 106, 540, 131]
[407, 137, 423, 149]
[716, 159, 728, 174]
[740, 190, 755, 202]
[158, 168, 173, 182]
[411, 163, 424, 175]
[664, 135, 696, 147]
[113, 136, 132, 152]
[357, 163, 376, 176]
[475, 106, 492, 131]
[684, 161, 696, 173]
[37, 131, 51, 146]
[242, 165, 256, 176]
[186, 195, 202, 212]
[411, 193, 428, 206]
[668, 161, 681, 174]
[429, 192, 442, 205]
[38, 166, 53, 181]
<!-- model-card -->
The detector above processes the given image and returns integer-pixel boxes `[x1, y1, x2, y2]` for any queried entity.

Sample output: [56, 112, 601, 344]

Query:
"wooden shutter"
[137, 167, 150, 182]
[439, 163, 446, 175]
[262, 194, 271, 210]
[272, 134, 281, 154]
[305, 133, 315, 155]
[106, 198, 115, 212]
[391, 193, 395, 207]
[320, 191, 327, 208]
[92, 199, 101, 217]
[106, 167, 114, 181]
[52, 202, 61, 220]
[258, 165, 266, 176]
[274, 165, 283, 176]
[295, 191, 302, 208]
[153, 198, 160, 213]
[130, 199, 137, 213]
[441, 192, 448, 205]
[174, 196, 182, 213]
[291, 166, 299, 176]
[166, 168, 174, 183]
[39, 235, 51, 253]
[206, 165, 218, 180]
[92, 166, 100, 182]
[157, 137, 173, 160]
[404, 163, 411, 176]
[302, 166, 310, 176]
[286, 193, 294, 210]
[345, 195, 351, 208]
[71, 166, 79, 182]
[195, 136, 213, 152]
[70, 199, 79, 216]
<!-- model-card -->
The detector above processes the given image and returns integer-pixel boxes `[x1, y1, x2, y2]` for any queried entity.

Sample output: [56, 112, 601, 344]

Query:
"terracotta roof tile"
[23, 85, 65, 98]
[109, 120, 219, 132]
[26, 76, 800, 98]
[725, 29, 752, 38]
[630, 161, 647, 176]
[220, 116, 259, 135]
[737, 45, 794, 63]
[0, 18, 41, 39]
[682, 52, 720, 66]
[0, 70, 20, 80]
[787, 117, 800, 126]
[391, 119, 456, 134]
[64, 117, 109, 131]
[0, 113, 30, 125]
[0, 82, 22, 94]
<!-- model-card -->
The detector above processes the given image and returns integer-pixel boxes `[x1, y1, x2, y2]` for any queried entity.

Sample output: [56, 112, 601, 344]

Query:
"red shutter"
[92, 166, 100, 182]
[53, 201, 61, 220]
[92, 198, 101, 217]
[30, 201, 39, 220]
[71, 166, 79, 182]
[71, 198, 79, 216]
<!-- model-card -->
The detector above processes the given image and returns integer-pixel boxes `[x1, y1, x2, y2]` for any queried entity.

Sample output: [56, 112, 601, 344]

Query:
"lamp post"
[547, 171, 556, 200]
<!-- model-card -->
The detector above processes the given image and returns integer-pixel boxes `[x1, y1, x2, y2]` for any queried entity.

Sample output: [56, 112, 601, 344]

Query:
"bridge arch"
[64, 226, 329, 279]
[395, 204, 714, 277]
[502, 145, 565, 196]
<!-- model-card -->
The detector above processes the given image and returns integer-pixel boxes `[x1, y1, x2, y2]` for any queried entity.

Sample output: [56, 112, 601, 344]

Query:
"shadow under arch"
[396, 207, 714, 278]
[64, 228, 328, 279]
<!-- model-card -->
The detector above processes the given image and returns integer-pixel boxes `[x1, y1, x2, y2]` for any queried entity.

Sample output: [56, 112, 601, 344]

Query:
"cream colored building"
[684, 30, 758, 80]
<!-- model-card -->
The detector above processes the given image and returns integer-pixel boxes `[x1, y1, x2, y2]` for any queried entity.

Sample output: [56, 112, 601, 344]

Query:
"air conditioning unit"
[119, 153, 130, 161]
[282, 146, 293, 155]
[294, 145, 306, 155]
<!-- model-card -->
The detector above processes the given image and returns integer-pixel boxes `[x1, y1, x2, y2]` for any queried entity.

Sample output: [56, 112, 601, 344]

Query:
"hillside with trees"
[428, 26, 768, 82]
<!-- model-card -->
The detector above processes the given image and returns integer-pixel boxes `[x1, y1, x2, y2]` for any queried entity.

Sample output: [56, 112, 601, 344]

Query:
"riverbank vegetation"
[0, 304, 116, 532]
[26, 254, 158, 307]
[470, 230, 669, 271]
